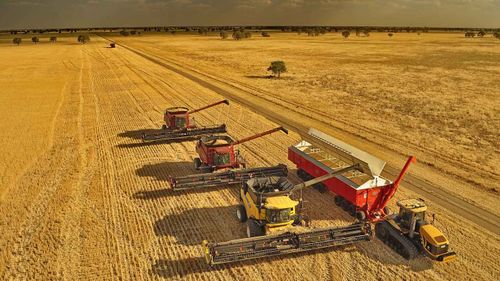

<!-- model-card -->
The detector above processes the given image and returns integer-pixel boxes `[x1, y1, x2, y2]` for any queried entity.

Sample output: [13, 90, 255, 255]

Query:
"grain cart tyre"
[236, 205, 247, 222]
[356, 211, 366, 221]
[194, 158, 202, 170]
[162, 124, 167, 130]
[247, 219, 265, 237]
[341, 200, 350, 211]
[334, 196, 343, 206]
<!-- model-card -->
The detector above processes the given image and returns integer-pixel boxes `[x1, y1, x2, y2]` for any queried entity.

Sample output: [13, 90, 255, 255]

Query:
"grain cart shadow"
[357, 241, 433, 271]
[154, 205, 245, 246]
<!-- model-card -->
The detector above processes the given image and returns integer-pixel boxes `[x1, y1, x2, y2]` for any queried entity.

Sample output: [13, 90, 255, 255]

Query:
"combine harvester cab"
[169, 126, 289, 190]
[141, 99, 229, 143]
[203, 166, 373, 266]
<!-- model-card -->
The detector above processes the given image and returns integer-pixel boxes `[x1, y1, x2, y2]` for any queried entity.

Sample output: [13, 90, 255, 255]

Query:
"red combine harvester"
[142, 99, 229, 143]
[288, 128, 415, 222]
[169, 126, 289, 190]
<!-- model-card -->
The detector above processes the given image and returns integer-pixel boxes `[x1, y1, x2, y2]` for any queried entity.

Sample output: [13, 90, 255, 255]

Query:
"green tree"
[341, 30, 350, 39]
[120, 30, 130, 36]
[31, 36, 39, 44]
[267, 61, 287, 78]
[388, 32, 394, 37]
[477, 30, 486, 37]
[50, 36, 57, 43]
[232, 31, 243, 40]
[220, 31, 228, 39]
[78, 34, 90, 44]
[13, 37, 22, 45]
[261, 31, 270, 37]
[494, 32, 500, 39]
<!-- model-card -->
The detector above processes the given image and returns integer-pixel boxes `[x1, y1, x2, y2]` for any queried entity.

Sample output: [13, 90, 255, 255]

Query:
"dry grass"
[0, 34, 498, 280]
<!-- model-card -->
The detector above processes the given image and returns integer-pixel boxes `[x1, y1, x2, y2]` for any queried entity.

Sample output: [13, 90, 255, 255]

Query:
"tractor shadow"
[357, 239, 434, 271]
[133, 161, 234, 199]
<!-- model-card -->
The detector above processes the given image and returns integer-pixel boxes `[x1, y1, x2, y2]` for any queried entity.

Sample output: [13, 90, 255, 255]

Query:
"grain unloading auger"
[203, 164, 373, 265]
[169, 126, 289, 190]
[142, 99, 229, 143]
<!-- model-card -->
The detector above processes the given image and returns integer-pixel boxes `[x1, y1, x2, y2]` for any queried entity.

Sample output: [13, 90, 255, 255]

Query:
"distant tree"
[120, 30, 130, 36]
[267, 61, 287, 78]
[50, 36, 57, 43]
[388, 32, 394, 37]
[341, 30, 350, 39]
[13, 37, 22, 45]
[31, 36, 39, 44]
[171, 30, 177, 35]
[220, 31, 228, 39]
[494, 32, 500, 39]
[261, 31, 270, 37]
[77, 34, 90, 44]
[363, 30, 370, 37]
[477, 30, 486, 37]
[232, 31, 243, 40]
[198, 28, 208, 36]
[244, 31, 252, 39]
[130, 30, 137, 35]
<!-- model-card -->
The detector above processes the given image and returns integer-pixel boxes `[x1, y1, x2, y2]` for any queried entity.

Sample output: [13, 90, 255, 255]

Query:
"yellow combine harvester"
[203, 165, 373, 265]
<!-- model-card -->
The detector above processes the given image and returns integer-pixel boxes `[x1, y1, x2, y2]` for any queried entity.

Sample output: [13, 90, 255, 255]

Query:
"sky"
[0, 0, 499, 29]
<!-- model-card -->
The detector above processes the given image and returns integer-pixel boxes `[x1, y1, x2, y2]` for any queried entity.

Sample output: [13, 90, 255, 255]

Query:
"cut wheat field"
[0, 34, 498, 280]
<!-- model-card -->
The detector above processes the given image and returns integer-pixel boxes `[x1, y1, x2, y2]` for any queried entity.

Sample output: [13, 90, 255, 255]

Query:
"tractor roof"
[397, 199, 427, 212]
[265, 196, 298, 209]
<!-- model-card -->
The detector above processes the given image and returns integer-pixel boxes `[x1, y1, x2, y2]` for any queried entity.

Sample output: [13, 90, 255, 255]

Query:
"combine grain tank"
[288, 128, 415, 221]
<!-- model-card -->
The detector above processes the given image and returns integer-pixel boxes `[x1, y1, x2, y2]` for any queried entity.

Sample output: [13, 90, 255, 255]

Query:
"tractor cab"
[396, 199, 456, 262]
[163, 107, 192, 130]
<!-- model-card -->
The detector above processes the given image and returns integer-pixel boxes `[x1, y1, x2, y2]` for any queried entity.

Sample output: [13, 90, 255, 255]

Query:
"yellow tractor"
[376, 199, 456, 262]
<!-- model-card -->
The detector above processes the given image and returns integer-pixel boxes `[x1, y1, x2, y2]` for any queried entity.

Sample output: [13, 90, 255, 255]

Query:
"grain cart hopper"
[169, 126, 289, 190]
[289, 128, 456, 261]
[203, 166, 372, 265]
[142, 99, 229, 143]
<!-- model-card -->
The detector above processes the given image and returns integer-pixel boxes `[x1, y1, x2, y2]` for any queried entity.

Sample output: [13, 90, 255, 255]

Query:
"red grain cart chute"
[288, 128, 415, 222]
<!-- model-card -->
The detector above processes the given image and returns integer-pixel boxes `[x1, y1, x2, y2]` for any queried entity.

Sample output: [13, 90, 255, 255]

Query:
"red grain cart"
[288, 128, 415, 222]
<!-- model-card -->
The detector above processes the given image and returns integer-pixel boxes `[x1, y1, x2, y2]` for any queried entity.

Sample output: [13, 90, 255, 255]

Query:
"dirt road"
[0, 36, 498, 280]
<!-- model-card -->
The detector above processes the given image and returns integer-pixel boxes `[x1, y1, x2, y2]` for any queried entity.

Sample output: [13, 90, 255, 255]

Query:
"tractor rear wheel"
[247, 219, 265, 237]
[236, 205, 247, 222]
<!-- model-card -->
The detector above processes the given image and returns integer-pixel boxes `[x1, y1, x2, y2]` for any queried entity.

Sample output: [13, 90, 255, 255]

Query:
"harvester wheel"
[194, 158, 202, 170]
[334, 196, 343, 206]
[341, 200, 350, 211]
[356, 211, 366, 221]
[200, 166, 214, 173]
[348, 205, 356, 216]
[162, 124, 167, 130]
[247, 219, 265, 237]
[236, 205, 247, 222]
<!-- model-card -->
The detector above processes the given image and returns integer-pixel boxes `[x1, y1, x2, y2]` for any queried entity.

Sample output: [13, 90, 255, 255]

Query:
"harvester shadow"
[136, 161, 195, 181]
[116, 129, 200, 148]
[151, 246, 359, 279]
[153, 205, 244, 246]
